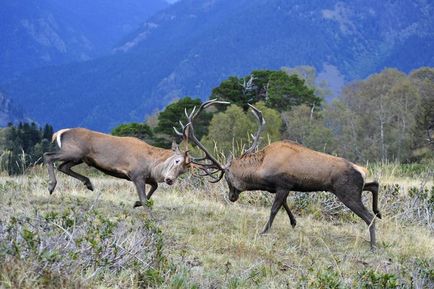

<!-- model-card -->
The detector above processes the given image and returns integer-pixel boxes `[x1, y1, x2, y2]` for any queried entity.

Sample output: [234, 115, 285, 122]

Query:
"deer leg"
[363, 181, 382, 219]
[261, 190, 289, 234]
[133, 178, 147, 208]
[282, 201, 297, 228]
[337, 190, 376, 249]
[146, 180, 158, 200]
[58, 160, 94, 191]
[43, 152, 60, 194]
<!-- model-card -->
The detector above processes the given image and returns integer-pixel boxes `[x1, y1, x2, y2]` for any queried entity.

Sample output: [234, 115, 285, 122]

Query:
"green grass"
[0, 164, 433, 288]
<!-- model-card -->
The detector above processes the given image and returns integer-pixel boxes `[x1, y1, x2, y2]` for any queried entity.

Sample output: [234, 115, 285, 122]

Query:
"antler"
[184, 99, 230, 182]
[242, 104, 265, 156]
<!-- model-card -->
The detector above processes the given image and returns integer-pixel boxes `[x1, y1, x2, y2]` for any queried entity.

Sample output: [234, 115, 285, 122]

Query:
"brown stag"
[43, 128, 188, 208]
[186, 104, 381, 249]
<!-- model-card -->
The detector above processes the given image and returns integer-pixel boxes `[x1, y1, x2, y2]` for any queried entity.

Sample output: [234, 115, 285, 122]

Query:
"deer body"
[227, 140, 363, 193]
[44, 128, 189, 207]
[186, 103, 381, 249]
[225, 140, 381, 248]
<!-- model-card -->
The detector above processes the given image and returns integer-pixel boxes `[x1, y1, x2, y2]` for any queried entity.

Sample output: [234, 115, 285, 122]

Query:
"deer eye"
[175, 159, 180, 164]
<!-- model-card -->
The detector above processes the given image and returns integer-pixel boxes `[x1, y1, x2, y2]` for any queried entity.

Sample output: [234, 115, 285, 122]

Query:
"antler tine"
[248, 103, 265, 125]
[173, 126, 183, 137]
[191, 166, 225, 182]
[186, 99, 230, 175]
[189, 99, 230, 120]
[188, 121, 225, 170]
[243, 104, 266, 156]
[173, 120, 191, 138]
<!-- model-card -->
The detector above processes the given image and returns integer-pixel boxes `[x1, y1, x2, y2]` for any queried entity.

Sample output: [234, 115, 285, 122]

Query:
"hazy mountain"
[2, 0, 433, 131]
[0, 0, 168, 80]
[0, 92, 25, 126]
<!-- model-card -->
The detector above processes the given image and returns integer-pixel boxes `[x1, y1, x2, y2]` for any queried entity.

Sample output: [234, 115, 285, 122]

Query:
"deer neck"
[229, 153, 268, 191]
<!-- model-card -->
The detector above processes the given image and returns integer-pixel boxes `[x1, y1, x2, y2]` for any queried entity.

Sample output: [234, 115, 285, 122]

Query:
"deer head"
[185, 103, 265, 198]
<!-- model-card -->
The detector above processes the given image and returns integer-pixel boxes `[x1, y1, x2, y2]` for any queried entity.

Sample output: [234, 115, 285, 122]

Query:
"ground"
[0, 164, 433, 288]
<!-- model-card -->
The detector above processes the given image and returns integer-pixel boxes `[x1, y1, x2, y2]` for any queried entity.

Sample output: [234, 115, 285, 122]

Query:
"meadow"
[0, 163, 433, 288]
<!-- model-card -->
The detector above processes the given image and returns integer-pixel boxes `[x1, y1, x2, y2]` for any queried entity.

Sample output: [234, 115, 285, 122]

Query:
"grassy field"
[0, 164, 433, 288]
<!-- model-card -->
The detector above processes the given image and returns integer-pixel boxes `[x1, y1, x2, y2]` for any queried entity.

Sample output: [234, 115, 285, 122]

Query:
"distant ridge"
[0, 92, 25, 126]
[2, 0, 433, 131]
[0, 0, 168, 80]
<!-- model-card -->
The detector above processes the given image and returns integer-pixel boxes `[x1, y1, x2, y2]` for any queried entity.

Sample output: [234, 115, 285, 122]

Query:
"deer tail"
[52, 128, 71, 148]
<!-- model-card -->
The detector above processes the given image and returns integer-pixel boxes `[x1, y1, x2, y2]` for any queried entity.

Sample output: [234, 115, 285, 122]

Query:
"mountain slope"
[0, 92, 25, 126]
[0, 0, 168, 80]
[2, 0, 433, 131]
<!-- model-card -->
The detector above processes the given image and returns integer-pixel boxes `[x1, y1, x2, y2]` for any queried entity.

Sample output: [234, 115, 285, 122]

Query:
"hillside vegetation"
[3, 0, 433, 130]
[0, 164, 432, 288]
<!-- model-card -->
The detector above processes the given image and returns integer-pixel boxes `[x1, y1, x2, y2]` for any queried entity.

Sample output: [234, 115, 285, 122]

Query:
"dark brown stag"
[186, 104, 381, 248]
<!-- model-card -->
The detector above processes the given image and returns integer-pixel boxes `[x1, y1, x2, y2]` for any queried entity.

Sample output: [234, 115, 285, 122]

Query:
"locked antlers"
[174, 100, 264, 182]
[174, 99, 229, 182]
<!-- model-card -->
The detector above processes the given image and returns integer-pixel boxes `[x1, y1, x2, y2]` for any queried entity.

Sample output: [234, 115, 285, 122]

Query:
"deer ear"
[171, 140, 180, 152]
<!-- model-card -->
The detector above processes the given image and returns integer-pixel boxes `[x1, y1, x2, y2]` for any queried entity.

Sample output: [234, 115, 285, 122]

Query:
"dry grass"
[0, 164, 433, 288]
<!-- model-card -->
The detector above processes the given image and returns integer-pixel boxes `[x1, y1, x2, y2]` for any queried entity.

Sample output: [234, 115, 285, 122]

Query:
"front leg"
[132, 177, 147, 208]
[261, 190, 289, 234]
[283, 201, 297, 228]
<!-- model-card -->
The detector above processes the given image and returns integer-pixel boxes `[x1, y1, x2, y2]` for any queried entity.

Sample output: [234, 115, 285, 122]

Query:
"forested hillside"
[1, 0, 433, 131]
[0, 0, 168, 80]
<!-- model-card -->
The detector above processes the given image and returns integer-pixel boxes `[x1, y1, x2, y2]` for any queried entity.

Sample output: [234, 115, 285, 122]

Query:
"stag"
[186, 104, 381, 249]
[43, 128, 189, 207]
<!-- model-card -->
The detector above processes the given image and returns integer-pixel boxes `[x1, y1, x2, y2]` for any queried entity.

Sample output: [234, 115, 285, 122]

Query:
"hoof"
[260, 228, 269, 235]
[85, 181, 94, 191]
[48, 182, 56, 194]
[290, 221, 297, 228]
[133, 201, 143, 208]
[375, 211, 382, 219]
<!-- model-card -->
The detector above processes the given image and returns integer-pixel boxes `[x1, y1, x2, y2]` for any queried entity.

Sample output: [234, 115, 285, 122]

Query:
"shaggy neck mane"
[236, 150, 265, 169]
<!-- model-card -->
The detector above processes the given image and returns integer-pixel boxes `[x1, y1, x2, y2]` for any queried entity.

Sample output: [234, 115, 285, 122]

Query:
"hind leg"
[43, 152, 60, 194]
[336, 189, 376, 249]
[58, 160, 94, 191]
[364, 181, 381, 219]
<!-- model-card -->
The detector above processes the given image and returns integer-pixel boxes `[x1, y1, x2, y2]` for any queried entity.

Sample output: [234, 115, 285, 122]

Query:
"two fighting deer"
[45, 100, 381, 248]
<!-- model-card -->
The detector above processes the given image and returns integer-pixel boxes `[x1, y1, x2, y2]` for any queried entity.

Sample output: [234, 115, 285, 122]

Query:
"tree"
[281, 65, 332, 100]
[0, 122, 54, 175]
[155, 97, 212, 148]
[409, 67, 434, 161]
[329, 68, 423, 162]
[111, 123, 154, 143]
[201, 103, 282, 156]
[252, 101, 282, 144]
[201, 105, 254, 155]
[209, 76, 248, 110]
[210, 69, 322, 112]
[282, 104, 335, 153]
[266, 72, 320, 111]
